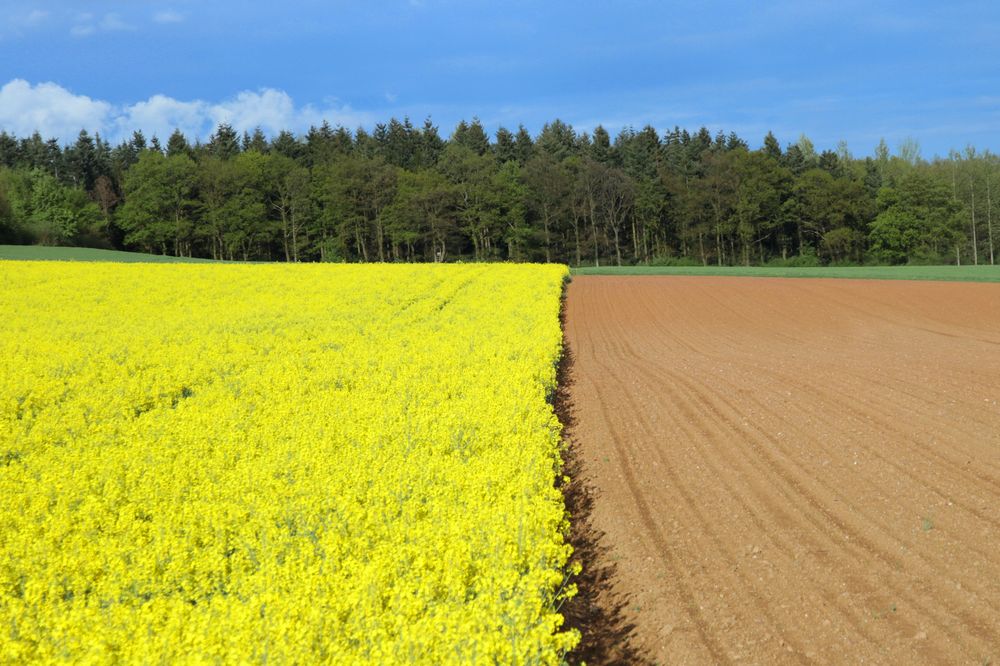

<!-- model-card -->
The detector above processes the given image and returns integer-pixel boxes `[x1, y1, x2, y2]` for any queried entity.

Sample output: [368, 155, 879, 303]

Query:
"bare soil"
[561, 276, 1000, 665]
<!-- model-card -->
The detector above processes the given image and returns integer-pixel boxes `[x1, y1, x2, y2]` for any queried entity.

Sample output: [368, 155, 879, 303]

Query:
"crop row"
[0, 262, 576, 663]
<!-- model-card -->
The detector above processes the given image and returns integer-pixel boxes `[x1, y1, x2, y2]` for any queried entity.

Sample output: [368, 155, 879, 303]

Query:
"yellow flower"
[0, 262, 577, 664]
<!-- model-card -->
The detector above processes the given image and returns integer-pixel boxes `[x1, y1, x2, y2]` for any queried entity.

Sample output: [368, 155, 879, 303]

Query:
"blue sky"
[1, 0, 997, 158]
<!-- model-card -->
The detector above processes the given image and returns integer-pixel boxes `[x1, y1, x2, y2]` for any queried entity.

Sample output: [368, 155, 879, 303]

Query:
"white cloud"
[2, 8, 50, 36]
[209, 89, 298, 136]
[153, 10, 185, 24]
[119, 95, 209, 142]
[0, 79, 374, 143]
[0, 79, 112, 138]
[23, 9, 50, 27]
[206, 89, 372, 137]
[100, 13, 134, 31]
[71, 12, 134, 37]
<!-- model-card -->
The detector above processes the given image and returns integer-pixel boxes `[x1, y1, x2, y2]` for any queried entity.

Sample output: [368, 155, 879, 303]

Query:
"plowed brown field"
[563, 276, 1000, 665]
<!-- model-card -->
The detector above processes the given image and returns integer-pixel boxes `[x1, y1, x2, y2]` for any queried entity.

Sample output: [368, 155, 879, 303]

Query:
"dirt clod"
[563, 276, 1000, 665]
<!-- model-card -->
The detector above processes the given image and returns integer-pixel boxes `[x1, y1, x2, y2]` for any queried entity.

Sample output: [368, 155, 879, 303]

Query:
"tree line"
[0, 119, 996, 265]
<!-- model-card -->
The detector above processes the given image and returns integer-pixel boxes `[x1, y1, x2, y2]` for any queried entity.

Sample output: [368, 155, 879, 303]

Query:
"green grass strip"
[0, 245, 218, 263]
[571, 264, 1000, 283]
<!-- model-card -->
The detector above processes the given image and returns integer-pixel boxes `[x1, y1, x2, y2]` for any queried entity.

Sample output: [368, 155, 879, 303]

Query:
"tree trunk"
[542, 209, 552, 263]
[355, 224, 368, 262]
[375, 217, 385, 262]
[591, 217, 600, 267]
[173, 212, 180, 257]
[573, 221, 582, 267]
[631, 218, 639, 262]
[280, 208, 290, 262]
[470, 232, 480, 261]
[986, 173, 994, 265]
[971, 184, 979, 265]
[589, 197, 599, 267]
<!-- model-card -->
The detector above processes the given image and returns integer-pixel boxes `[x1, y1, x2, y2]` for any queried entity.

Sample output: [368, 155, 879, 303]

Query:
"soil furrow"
[564, 276, 1000, 665]
[601, 304, 995, 657]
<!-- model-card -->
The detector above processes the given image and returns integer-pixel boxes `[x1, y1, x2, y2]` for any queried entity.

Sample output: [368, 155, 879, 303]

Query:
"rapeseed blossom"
[0, 262, 576, 663]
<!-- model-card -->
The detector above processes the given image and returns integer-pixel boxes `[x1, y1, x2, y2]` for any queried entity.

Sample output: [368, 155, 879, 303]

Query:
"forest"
[0, 118, 996, 266]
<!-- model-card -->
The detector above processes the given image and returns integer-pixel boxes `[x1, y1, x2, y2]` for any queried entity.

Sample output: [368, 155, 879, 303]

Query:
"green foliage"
[118, 151, 199, 254]
[821, 227, 865, 264]
[869, 171, 962, 264]
[648, 255, 703, 267]
[450, 119, 490, 156]
[766, 246, 821, 267]
[493, 161, 530, 261]
[0, 121, 996, 267]
[869, 209, 922, 264]
[24, 170, 101, 246]
[0, 172, 21, 243]
[572, 264, 1000, 282]
[0, 245, 216, 262]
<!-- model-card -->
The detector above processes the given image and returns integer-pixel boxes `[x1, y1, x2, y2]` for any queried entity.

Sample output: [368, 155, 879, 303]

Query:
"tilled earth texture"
[563, 276, 1000, 665]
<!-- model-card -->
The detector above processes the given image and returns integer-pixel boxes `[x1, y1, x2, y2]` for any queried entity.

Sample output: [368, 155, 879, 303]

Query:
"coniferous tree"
[208, 124, 240, 160]
[590, 126, 613, 164]
[513, 125, 534, 165]
[494, 127, 517, 164]
[417, 118, 444, 168]
[245, 127, 269, 154]
[66, 130, 98, 190]
[0, 119, 990, 267]
[271, 130, 304, 160]
[763, 132, 782, 160]
[450, 118, 490, 155]
[0, 132, 18, 168]
[166, 130, 191, 158]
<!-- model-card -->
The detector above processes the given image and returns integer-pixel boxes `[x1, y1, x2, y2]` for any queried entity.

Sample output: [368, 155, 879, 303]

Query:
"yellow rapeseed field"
[0, 261, 576, 664]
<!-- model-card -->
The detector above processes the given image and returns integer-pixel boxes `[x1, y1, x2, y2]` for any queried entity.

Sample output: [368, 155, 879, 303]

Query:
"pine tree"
[208, 124, 240, 160]
[451, 118, 490, 155]
[417, 118, 444, 168]
[514, 125, 534, 164]
[166, 130, 191, 158]
[535, 120, 576, 162]
[494, 127, 517, 164]
[67, 130, 98, 190]
[591, 126, 612, 164]
[271, 131, 304, 160]
[0, 132, 18, 168]
[762, 132, 782, 160]
[246, 127, 269, 153]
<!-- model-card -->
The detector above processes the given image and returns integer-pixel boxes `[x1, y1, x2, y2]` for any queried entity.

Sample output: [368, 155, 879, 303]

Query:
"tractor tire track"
[564, 276, 1000, 665]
